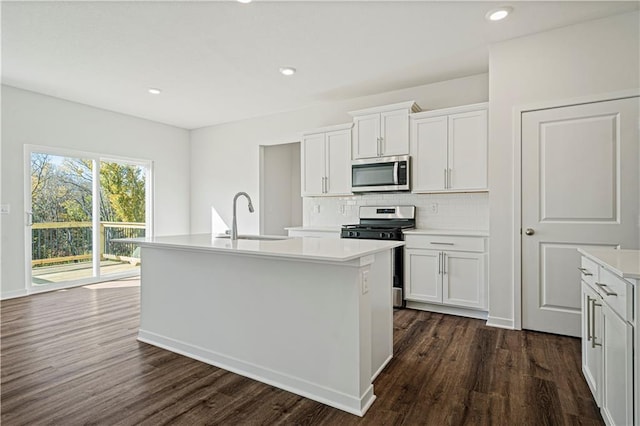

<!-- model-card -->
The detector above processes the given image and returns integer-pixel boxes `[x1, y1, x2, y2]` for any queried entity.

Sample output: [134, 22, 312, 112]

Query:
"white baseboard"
[371, 354, 392, 382]
[1, 289, 28, 300]
[486, 315, 515, 329]
[405, 301, 488, 320]
[138, 329, 375, 417]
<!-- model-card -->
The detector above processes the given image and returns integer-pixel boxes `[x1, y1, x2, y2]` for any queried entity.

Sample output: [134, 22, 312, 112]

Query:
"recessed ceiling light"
[237, 0, 252, 3]
[486, 6, 513, 22]
[148, 88, 162, 95]
[279, 67, 296, 76]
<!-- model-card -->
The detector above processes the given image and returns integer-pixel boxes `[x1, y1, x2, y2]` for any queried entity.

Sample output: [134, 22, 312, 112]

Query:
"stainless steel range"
[340, 206, 415, 307]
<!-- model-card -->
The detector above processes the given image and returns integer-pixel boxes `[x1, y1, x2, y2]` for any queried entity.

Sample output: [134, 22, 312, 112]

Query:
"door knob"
[525, 228, 535, 236]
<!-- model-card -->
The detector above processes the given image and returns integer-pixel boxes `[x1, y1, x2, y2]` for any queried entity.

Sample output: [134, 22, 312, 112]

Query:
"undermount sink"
[215, 234, 288, 241]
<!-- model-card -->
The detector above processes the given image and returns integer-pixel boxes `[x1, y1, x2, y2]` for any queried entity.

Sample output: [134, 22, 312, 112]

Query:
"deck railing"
[31, 222, 145, 267]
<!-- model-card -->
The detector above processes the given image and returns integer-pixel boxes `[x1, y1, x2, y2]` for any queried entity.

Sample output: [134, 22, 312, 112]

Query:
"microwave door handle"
[393, 161, 399, 185]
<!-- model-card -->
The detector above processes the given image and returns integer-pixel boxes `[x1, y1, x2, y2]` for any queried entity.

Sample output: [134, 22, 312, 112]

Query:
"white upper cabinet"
[302, 133, 325, 196]
[350, 101, 420, 159]
[411, 103, 488, 193]
[301, 123, 352, 197]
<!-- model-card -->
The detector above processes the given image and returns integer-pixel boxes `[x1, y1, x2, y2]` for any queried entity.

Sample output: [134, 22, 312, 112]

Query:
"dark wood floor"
[1, 278, 603, 425]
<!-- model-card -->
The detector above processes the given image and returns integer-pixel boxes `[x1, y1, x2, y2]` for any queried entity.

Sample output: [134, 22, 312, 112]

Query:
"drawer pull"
[586, 295, 592, 341]
[430, 242, 454, 245]
[595, 282, 618, 297]
[591, 299, 602, 348]
[577, 267, 593, 276]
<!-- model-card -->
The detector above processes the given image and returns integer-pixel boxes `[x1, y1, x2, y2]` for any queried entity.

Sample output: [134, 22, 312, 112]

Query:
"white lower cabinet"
[404, 232, 487, 316]
[405, 249, 441, 303]
[601, 302, 633, 426]
[579, 251, 637, 426]
[581, 281, 602, 405]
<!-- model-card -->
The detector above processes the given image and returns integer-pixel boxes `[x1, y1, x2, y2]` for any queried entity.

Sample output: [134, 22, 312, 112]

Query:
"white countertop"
[120, 234, 403, 263]
[578, 248, 640, 280]
[284, 226, 341, 232]
[404, 229, 489, 237]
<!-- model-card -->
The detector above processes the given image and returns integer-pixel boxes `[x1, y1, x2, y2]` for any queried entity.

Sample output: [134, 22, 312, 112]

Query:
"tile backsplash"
[303, 192, 489, 230]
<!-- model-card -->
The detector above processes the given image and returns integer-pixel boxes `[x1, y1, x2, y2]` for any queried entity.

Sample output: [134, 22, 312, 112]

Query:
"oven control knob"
[348, 231, 355, 237]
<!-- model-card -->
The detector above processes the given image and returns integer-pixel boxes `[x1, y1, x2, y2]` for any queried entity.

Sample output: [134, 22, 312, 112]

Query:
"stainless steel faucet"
[231, 192, 254, 240]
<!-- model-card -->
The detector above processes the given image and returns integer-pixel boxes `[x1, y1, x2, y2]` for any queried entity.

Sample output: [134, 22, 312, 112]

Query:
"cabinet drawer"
[597, 268, 633, 323]
[579, 256, 598, 287]
[404, 234, 485, 252]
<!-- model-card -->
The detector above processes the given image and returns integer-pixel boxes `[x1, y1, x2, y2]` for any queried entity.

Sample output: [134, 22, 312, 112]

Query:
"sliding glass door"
[26, 147, 151, 292]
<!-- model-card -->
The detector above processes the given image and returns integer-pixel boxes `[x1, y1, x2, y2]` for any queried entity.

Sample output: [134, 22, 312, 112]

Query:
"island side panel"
[369, 250, 393, 381]
[138, 245, 376, 415]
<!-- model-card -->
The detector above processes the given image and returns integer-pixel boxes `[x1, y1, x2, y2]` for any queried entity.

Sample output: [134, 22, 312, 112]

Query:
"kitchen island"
[121, 234, 402, 416]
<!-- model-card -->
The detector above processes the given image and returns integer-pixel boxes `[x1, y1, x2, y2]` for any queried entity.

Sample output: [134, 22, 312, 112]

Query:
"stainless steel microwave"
[351, 155, 410, 193]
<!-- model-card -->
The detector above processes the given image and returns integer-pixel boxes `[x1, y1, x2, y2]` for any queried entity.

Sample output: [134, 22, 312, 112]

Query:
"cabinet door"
[325, 130, 352, 195]
[601, 304, 633, 426]
[352, 114, 380, 159]
[411, 116, 448, 192]
[442, 252, 486, 310]
[380, 109, 410, 156]
[448, 109, 487, 191]
[301, 133, 326, 196]
[581, 281, 602, 406]
[405, 249, 441, 303]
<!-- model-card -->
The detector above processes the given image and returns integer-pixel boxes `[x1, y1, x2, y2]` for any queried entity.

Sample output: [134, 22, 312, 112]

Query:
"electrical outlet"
[339, 205, 346, 215]
[361, 270, 369, 294]
[313, 204, 320, 214]
[0, 204, 9, 215]
[428, 203, 438, 214]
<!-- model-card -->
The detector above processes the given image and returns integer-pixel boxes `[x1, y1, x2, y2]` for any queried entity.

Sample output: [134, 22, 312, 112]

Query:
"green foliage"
[30, 154, 146, 224]
[100, 162, 146, 222]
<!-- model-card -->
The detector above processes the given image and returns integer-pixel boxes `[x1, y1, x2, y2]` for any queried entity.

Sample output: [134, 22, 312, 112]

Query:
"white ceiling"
[2, 1, 638, 129]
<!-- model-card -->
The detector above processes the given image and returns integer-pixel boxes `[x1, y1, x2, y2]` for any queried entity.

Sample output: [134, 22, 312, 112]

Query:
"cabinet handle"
[448, 168, 452, 189]
[443, 169, 447, 189]
[591, 299, 602, 348]
[430, 242, 454, 245]
[443, 252, 447, 275]
[595, 282, 618, 297]
[578, 267, 593, 276]
[586, 295, 592, 341]
[325, 176, 329, 193]
[438, 252, 441, 274]
[380, 136, 384, 156]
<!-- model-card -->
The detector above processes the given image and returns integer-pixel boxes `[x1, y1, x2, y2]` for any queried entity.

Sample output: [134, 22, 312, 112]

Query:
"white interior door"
[522, 97, 639, 336]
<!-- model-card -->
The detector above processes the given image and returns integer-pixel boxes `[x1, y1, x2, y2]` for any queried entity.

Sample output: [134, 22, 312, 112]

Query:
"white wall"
[1, 85, 190, 299]
[190, 73, 488, 235]
[488, 11, 640, 328]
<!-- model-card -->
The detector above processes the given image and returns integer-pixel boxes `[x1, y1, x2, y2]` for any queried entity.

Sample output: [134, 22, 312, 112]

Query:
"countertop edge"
[578, 248, 640, 280]
[116, 236, 404, 263]
[404, 229, 490, 237]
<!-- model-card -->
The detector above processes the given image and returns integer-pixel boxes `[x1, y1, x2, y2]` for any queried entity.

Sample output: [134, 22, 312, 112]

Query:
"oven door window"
[352, 162, 395, 187]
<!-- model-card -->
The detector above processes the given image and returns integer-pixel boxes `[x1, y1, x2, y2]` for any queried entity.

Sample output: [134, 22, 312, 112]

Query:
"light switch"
[0, 205, 9, 215]
[428, 203, 438, 214]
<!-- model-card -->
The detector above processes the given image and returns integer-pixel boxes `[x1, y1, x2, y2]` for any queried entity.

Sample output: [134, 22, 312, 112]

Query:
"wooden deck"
[0, 278, 603, 425]
[32, 260, 140, 284]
